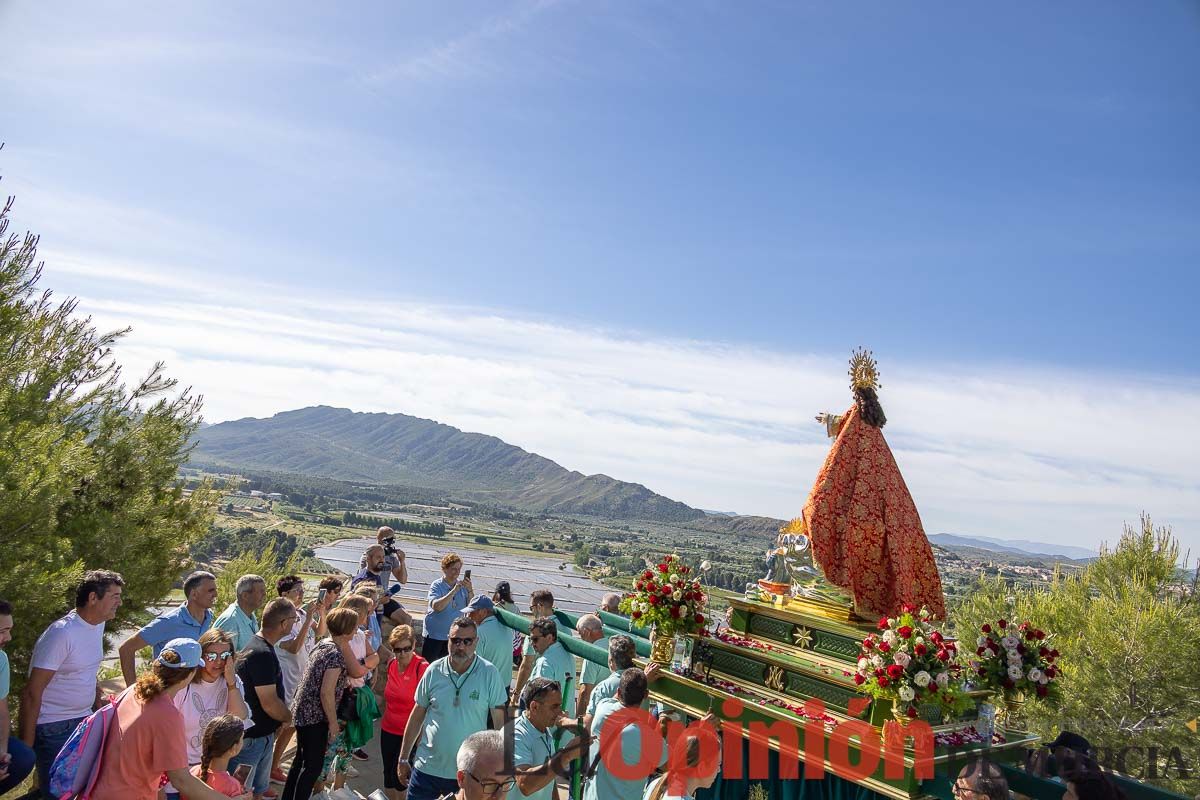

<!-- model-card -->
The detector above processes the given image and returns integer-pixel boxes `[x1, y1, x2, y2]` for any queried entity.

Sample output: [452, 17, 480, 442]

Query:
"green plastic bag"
[345, 686, 381, 750]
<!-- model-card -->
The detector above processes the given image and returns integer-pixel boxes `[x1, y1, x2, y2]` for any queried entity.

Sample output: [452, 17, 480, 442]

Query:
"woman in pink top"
[380, 624, 428, 800]
[90, 638, 249, 800]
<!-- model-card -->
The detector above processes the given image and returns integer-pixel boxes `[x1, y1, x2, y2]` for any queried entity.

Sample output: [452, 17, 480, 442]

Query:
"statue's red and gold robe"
[803, 404, 946, 619]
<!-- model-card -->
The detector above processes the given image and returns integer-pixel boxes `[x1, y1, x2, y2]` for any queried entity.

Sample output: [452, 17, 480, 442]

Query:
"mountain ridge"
[192, 406, 705, 523]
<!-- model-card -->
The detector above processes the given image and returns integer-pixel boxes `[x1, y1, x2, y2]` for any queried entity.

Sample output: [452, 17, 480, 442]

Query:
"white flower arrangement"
[913, 670, 931, 687]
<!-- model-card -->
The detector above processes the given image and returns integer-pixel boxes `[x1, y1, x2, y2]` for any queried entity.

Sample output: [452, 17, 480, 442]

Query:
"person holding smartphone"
[422, 553, 472, 663]
[164, 629, 250, 800]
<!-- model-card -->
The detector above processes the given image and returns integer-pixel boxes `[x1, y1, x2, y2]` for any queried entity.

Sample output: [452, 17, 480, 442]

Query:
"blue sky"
[1, 2, 1198, 552]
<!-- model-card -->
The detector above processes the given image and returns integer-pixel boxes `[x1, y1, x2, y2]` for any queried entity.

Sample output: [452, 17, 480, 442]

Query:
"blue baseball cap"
[463, 595, 495, 613]
[159, 637, 203, 668]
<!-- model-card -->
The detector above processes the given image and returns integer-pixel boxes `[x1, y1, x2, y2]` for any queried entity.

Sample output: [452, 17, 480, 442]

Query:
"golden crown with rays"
[847, 347, 881, 391]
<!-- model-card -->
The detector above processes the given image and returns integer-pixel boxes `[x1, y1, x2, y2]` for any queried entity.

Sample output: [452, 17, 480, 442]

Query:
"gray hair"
[457, 730, 505, 774]
[235, 574, 266, 596]
[182, 571, 217, 598]
[576, 613, 603, 635]
[601, 593, 621, 612]
[608, 635, 636, 670]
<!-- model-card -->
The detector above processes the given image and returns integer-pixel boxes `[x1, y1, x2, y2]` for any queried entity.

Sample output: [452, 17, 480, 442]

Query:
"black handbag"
[336, 686, 359, 723]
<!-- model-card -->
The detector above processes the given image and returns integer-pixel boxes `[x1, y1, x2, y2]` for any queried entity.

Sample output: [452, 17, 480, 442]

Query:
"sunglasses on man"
[449, 636, 476, 646]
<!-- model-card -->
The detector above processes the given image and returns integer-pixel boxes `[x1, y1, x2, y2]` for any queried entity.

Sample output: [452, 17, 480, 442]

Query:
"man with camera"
[353, 529, 411, 627]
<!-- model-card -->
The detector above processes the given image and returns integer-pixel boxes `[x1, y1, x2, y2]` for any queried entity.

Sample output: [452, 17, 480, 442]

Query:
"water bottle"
[673, 636, 692, 672]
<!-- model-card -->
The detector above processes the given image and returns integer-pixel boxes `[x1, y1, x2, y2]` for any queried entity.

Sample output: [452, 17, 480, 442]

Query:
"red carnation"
[1018, 621, 1031, 631]
[936, 649, 950, 662]
[1045, 666, 1057, 678]
[980, 624, 992, 634]
[643, 570, 653, 580]
[1036, 685, 1048, 698]
[878, 642, 892, 653]
[874, 668, 885, 678]
[680, 565, 690, 574]
[658, 564, 669, 573]
[976, 647, 986, 656]
[862, 639, 874, 650]
[661, 585, 672, 595]
[647, 595, 659, 606]
[877, 676, 890, 688]
[897, 625, 913, 638]
[878, 617, 889, 630]
[915, 644, 928, 656]
[669, 605, 681, 618]
[1034, 629, 1045, 640]
[1039, 647, 1049, 657]
[902, 603, 917, 614]
[886, 664, 904, 679]
[906, 707, 919, 718]
[631, 610, 642, 619]
[1025, 630, 1036, 641]
[635, 581, 643, 591]
[853, 673, 865, 685]
[694, 613, 704, 623]
[931, 631, 944, 643]
[647, 582, 657, 592]
[997, 619, 1008, 629]
[1050, 649, 1060, 658]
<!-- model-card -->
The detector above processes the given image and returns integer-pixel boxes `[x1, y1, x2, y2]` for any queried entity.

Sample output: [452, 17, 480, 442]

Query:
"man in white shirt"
[19, 570, 124, 800]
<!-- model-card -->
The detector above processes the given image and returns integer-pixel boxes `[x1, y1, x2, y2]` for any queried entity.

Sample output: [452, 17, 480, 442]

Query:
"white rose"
[1007, 665, 1022, 681]
[669, 573, 679, 584]
[1001, 635, 1019, 650]
[883, 630, 899, 646]
[1038, 674, 1049, 685]
[935, 671, 950, 688]
[893, 651, 911, 668]
[899, 686, 916, 702]
[913, 670, 931, 687]
[858, 657, 870, 670]
[673, 590, 683, 601]
[915, 636, 925, 645]
[1027, 668, 1043, 683]
[1007, 650, 1022, 664]
[871, 655, 884, 669]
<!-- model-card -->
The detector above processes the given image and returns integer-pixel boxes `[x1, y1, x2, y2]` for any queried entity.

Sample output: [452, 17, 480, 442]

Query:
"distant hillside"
[192, 406, 706, 523]
[929, 533, 1095, 561]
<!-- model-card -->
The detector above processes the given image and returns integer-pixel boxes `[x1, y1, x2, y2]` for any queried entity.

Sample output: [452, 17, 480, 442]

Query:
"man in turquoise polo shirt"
[529, 618, 577, 717]
[465, 595, 514, 694]
[510, 678, 588, 800]
[213, 574, 266, 651]
[583, 670, 666, 800]
[398, 616, 508, 800]
[118, 570, 217, 686]
[574, 614, 608, 716]
[583, 637, 660, 732]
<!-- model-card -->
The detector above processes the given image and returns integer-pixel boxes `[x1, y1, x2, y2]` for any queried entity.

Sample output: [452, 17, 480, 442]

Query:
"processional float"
[625, 350, 1036, 800]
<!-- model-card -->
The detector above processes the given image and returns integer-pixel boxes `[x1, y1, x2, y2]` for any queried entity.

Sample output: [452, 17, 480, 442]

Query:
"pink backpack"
[48, 688, 130, 799]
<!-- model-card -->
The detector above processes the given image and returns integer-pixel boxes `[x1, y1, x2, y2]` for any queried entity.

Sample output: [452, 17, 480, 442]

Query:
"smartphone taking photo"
[234, 763, 255, 790]
[317, 587, 327, 603]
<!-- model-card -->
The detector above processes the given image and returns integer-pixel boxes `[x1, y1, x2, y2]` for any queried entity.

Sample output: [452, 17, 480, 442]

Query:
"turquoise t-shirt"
[511, 713, 557, 800]
[587, 671, 621, 718]
[213, 602, 258, 652]
[579, 637, 611, 686]
[413, 655, 507, 779]
[585, 698, 666, 800]
[0, 650, 9, 699]
[476, 615, 514, 689]
[531, 641, 577, 716]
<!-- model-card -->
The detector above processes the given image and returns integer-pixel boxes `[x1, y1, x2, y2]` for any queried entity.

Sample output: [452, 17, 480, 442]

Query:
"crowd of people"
[0, 526, 1132, 800]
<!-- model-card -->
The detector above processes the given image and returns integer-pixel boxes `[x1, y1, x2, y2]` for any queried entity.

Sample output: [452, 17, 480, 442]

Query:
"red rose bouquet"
[619, 554, 708, 638]
[970, 619, 1061, 704]
[854, 603, 972, 719]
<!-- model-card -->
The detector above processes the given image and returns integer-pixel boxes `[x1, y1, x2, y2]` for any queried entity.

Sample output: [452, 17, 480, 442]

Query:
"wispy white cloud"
[40, 250, 1200, 555]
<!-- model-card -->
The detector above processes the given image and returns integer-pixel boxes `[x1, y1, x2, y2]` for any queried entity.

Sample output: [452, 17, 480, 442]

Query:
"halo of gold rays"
[848, 347, 881, 392]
